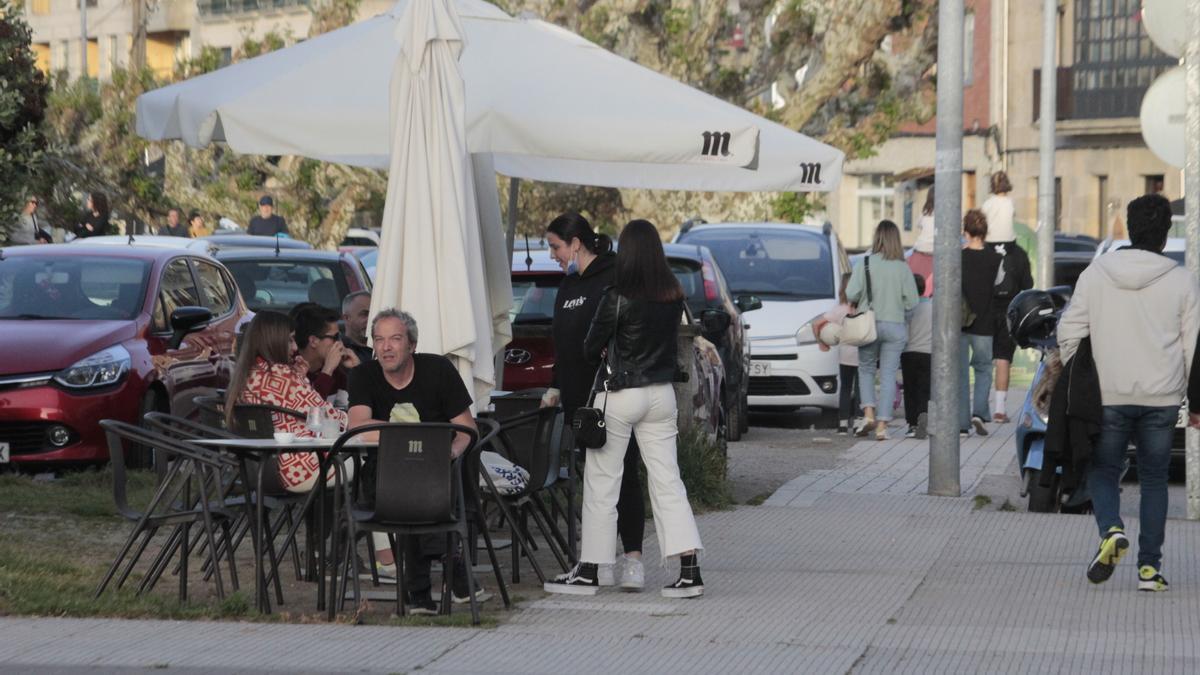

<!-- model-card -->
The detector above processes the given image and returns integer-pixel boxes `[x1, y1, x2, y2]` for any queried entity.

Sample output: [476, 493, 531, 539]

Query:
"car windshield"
[0, 256, 150, 320]
[679, 228, 834, 300]
[224, 259, 348, 312]
[510, 275, 561, 324]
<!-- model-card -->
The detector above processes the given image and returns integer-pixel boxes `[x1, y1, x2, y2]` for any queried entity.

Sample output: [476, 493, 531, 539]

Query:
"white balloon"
[1143, 0, 1188, 59]
[1140, 66, 1186, 168]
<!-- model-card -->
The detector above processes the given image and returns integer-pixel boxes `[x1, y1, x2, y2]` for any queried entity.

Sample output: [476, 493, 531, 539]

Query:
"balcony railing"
[197, 0, 308, 17]
[1034, 59, 1176, 122]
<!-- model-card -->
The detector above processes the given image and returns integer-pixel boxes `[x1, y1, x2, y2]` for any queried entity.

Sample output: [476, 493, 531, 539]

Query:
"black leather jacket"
[583, 290, 682, 391]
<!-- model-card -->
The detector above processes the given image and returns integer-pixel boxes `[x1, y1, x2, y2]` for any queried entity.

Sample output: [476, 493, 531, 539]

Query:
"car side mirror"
[699, 309, 732, 335]
[168, 306, 213, 349]
[736, 295, 763, 313]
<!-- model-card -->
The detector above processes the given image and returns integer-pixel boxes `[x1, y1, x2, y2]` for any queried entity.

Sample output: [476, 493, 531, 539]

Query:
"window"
[509, 275, 561, 325]
[154, 259, 199, 332]
[194, 260, 234, 316]
[856, 174, 895, 247]
[30, 0, 50, 15]
[219, 47, 233, 68]
[0, 257, 150, 321]
[222, 260, 348, 312]
[1073, 0, 1174, 119]
[677, 228, 835, 301]
[963, 12, 975, 86]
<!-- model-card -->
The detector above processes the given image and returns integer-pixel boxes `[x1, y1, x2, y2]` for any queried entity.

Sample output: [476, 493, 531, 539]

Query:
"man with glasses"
[6, 196, 45, 246]
[293, 305, 360, 400]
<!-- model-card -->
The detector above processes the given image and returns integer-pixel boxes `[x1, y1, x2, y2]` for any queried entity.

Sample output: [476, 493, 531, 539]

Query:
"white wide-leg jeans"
[580, 383, 703, 564]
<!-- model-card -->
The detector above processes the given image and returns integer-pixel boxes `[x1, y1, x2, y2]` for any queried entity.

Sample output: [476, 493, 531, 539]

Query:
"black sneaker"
[545, 563, 600, 595]
[663, 564, 704, 598]
[970, 416, 989, 436]
[406, 591, 439, 616]
[448, 558, 493, 604]
[1087, 526, 1129, 584]
[904, 426, 917, 439]
[1138, 565, 1169, 592]
[837, 425, 849, 435]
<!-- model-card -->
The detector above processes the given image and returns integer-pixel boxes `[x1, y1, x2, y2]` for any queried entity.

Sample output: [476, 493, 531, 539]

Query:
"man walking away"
[1058, 193, 1200, 592]
[247, 196, 289, 237]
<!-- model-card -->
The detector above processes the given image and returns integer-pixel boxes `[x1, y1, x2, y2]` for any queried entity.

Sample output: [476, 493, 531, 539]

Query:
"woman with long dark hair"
[846, 220, 919, 440]
[75, 192, 111, 239]
[545, 219, 704, 598]
[541, 212, 646, 590]
[225, 311, 347, 492]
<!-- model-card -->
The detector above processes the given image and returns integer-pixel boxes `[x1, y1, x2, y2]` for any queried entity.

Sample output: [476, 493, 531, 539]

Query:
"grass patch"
[972, 495, 992, 510]
[0, 467, 157, 519]
[674, 425, 733, 512]
[998, 499, 1019, 512]
[745, 491, 773, 507]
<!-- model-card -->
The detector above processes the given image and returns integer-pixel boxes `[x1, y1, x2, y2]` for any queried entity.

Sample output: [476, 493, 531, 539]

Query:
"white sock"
[994, 390, 1007, 414]
[840, 419, 849, 428]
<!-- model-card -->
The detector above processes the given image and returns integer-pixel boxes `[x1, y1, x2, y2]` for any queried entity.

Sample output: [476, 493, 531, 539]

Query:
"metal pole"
[1185, 0, 1200, 520]
[79, 0, 88, 79]
[929, 0, 964, 497]
[505, 177, 520, 259]
[1036, 0, 1057, 288]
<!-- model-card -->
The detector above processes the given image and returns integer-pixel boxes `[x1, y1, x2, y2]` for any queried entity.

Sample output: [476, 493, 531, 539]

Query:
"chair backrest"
[493, 406, 563, 493]
[333, 422, 478, 525]
[143, 411, 236, 442]
[192, 394, 227, 430]
[230, 403, 305, 439]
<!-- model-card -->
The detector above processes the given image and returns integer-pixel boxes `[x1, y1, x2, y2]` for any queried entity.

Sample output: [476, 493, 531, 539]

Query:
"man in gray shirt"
[6, 196, 44, 246]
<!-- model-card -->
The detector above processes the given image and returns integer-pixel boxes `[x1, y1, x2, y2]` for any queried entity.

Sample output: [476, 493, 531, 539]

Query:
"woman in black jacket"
[540, 212, 645, 590]
[545, 219, 703, 599]
[75, 192, 111, 239]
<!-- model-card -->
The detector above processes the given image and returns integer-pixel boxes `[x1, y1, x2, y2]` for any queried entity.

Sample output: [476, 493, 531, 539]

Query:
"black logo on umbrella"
[701, 131, 732, 157]
[505, 348, 532, 365]
[799, 162, 822, 185]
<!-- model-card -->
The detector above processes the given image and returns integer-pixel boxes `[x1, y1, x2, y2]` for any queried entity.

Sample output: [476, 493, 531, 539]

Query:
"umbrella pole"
[495, 177, 520, 393]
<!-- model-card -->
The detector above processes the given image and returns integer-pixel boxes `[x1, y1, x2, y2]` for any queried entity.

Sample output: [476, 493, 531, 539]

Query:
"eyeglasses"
[319, 333, 340, 342]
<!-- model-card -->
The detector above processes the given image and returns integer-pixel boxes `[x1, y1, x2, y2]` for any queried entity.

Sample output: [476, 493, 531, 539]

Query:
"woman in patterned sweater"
[224, 311, 348, 492]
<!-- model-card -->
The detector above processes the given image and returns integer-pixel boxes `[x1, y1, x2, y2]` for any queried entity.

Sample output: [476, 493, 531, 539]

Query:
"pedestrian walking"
[161, 208, 189, 237]
[539, 212, 646, 590]
[74, 192, 111, 239]
[545, 219, 704, 599]
[907, 188, 935, 297]
[1061, 193, 1200, 592]
[816, 273, 860, 435]
[901, 273, 932, 439]
[846, 220, 919, 440]
[960, 209, 1003, 437]
[982, 171, 1033, 422]
[248, 196, 289, 236]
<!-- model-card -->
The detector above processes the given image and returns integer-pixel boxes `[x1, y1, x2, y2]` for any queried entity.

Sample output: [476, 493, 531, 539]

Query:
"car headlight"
[54, 345, 131, 389]
[795, 323, 817, 345]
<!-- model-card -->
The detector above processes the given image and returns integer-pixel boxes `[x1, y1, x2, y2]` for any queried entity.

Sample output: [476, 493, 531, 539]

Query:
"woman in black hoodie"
[540, 212, 646, 590]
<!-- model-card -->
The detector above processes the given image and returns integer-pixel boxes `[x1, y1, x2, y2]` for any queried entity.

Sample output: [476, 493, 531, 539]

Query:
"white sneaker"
[597, 562, 616, 587]
[618, 555, 645, 591]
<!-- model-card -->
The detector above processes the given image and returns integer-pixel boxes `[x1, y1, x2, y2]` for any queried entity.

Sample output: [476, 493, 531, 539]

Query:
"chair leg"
[283, 507, 302, 581]
[393, 534, 403, 617]
[97, 522, 150, 598]
[198, 495, 226, 600]
[441, 533, 454, 616]
[459, 531, 480, 626]
[178, 521, 190, 604]
[510, 522, 520, 584]
[472, 501, 510, 609]
[221, 519, 240, 591]
[397, 535, 408, 617]
[139, 524, 183, 595]
[528, 499, 570, 572]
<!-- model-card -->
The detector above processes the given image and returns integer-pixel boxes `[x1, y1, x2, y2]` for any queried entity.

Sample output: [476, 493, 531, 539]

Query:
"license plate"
[0, 442, 8, 464]
[750, 361, 771, 377]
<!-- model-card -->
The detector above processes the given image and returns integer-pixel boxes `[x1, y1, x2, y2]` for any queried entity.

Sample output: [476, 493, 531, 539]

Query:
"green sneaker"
[1138, 565, 1169, 592]
[1086, 526, 1129, 584]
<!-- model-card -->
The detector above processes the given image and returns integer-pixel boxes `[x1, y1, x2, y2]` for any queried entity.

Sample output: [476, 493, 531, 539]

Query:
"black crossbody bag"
[572, 296, 621, 449]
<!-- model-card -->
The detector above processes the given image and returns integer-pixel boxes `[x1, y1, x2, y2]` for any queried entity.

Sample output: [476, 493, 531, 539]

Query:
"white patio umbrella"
[136, 0, 844, 192]
[375, 0, 494, 408]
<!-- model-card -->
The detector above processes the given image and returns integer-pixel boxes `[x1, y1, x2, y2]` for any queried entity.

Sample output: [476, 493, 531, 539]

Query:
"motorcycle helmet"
[1007, 289, 1059, 349]
[1046, 285, 1072, 312]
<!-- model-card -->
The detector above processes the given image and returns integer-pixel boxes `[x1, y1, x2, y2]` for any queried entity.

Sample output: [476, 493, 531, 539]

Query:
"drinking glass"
[306, 406, 325, 436]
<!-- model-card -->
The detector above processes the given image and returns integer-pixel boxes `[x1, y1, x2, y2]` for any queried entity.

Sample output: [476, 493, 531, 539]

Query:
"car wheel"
[725, 393, 743, 442]
[127, 389, 165, 470]
[738, 393, 749, 435]
[1026, 469, 1060, 513]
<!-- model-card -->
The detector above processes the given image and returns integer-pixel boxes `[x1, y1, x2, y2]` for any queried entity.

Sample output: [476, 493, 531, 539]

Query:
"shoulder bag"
[840, 256, 878, 346]
[572, 296, 621, 449]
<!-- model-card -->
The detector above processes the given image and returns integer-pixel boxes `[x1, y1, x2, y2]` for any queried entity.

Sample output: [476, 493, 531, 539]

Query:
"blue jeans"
[958, 333, 993, 430]
[858, 321, 907, 421]
[1088, 405, 1175, 569]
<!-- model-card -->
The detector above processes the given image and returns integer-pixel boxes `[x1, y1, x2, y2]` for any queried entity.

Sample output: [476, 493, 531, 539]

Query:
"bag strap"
[586, 295, 622, 417]
[864, 255, 874, 307]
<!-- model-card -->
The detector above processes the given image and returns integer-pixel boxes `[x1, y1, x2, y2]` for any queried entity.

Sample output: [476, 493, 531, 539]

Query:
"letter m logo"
[407, 440, 423, 454]
[799, 162, 822, 185]
[701, 131, 732, 157]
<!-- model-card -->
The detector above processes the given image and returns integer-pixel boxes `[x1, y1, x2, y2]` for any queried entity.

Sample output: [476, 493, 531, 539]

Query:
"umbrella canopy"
[137, 0, 843, 192]
[373, 0, 495, 408]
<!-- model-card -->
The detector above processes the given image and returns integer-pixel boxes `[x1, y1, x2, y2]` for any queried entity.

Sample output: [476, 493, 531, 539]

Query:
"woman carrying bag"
[845, 220, 919, 440]
[540, 212, 647, 590]
[545, 219, 704, 599]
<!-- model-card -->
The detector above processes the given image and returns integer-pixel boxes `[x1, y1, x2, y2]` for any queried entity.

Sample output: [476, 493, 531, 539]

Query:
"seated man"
[347, 308, 488, 613]
[341, 290, 374, 364]
[294, 305, 360, 400]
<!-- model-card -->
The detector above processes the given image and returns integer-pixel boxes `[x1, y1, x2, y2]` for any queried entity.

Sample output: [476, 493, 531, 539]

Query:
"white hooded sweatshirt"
[1058, 249, 1200, 407]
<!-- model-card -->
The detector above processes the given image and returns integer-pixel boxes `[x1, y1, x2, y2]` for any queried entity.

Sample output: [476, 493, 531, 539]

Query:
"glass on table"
[305, 406, 326, 436]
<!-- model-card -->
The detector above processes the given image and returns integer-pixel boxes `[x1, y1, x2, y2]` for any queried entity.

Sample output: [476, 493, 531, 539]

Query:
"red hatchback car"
[0, 243, 249, 466]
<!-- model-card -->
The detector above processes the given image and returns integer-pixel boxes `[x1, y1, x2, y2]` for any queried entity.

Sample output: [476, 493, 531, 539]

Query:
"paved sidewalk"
[5, 390, 1200, 673]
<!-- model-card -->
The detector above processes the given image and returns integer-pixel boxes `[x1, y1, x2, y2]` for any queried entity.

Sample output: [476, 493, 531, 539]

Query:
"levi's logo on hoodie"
[562, 297, 587, 310]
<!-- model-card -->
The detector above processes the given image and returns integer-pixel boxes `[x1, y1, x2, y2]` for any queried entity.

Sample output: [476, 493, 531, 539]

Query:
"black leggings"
[616, 435, 645, 554]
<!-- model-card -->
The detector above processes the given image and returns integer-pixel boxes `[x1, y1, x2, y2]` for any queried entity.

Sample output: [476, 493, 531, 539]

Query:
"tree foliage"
[0, 0, 48, 240]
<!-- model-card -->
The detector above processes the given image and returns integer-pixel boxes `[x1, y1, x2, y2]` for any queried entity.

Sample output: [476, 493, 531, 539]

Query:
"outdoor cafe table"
[191, 436, 375, 614]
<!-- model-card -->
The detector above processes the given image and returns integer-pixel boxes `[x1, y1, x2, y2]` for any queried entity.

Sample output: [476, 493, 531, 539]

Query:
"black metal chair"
[95, 419, 240, 602]
[321, 422, 487, 624]
[478, 406, 571, 584]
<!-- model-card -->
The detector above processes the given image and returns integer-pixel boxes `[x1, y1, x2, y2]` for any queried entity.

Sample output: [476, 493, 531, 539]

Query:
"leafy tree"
[0, 0, 48, 242]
